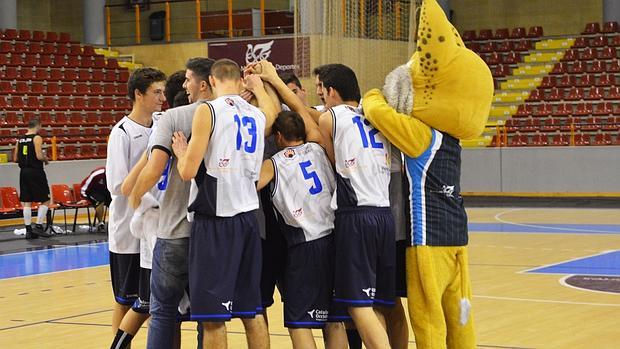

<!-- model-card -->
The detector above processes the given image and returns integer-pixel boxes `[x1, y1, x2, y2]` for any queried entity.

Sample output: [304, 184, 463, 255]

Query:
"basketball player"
[79, 166, 110, 233]
[171, 59, 277, 349]
[128, 57, 215, 349]
[105, 67, 166, 342]
[315, 64, 395, 349]
[108, 70, 188, 349]
[14, 118, 52, 239]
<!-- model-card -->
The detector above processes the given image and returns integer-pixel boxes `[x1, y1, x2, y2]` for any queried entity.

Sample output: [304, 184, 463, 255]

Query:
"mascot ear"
[382, 64, 414, 115]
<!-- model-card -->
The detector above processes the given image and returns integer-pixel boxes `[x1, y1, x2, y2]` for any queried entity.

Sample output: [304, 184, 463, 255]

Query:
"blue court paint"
[468, 223, 620, 234]
[0, 242, 109, 279]
[527, 250, 620, 276]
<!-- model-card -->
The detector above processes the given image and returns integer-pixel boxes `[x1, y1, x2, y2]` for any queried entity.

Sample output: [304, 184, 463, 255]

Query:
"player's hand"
[243, 62, 259, 78]
[171, 131, 188, 158]
[257, 60, 278, 82]
[244, 74, 265, 93]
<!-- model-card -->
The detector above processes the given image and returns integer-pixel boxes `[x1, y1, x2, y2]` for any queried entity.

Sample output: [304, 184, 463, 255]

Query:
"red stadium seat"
[593, 102, 613, 115]
[527, 89, 543, 102]
[597, 73, 615, 87]
[576, 74, 594, 87]
[550, 133, 570, 146]
[565, 87, 584, 100]
[59, 82, 74, 95]
[95, 144, 108, 158]
[553, 103, 573, 117]
[56, 44, 70, 56]
[593, 133, 612, 146]
[590, 35, 606, 47]
[495, 41, 513, 52]
[583, 22, 600, 35]
[75, 83, 90, 95]
[64, 69, 78, 81]
[17, 30, 32, 41]
[515, 104, 532, 118]
[561, 49, 577, 61]
[32, 30, 45, 41]
[92, 69, 105, 81]
[527, 26, 543, 38]
[599, 47, 616, 60]
[28, 42, 43, 54]
[42, 42, 56, 54]
[13, 42, 28, 54]
[510, 27, 526, 39]
[607, 86, 620, 99]
[568, 61, 585, 74]
[90, 83, 103, 95]
[3, 29, 18, 40]
[533, 103, 552, 117]
[531, 133, 549, 146]
[546, 88, 562, 101]
[540, 76, 555, 88]
[84, 112, 99, 126]
[513, 39, 532, 51]
[44, 31, 58, 42]
[0, 187, 22, 213]
[603, 21, 619, 33]
[557, 75, 575, 87]
[462, 30, 476, 41]
[550, 62, 567, 75]
[504, 51, 521, 64]
[608, 60, 620, 72]
[93, 56, 106, 68]
[494, 28, 509, 39]
[574, 133, 591, 146]
[59, 32, 72, 43]
[587, 60, 605, 73]
[573, 37, 587, 48]
[610, 35, 620, 47]
[107, 58, 120, 69]
[492, 64, 509, 77]
[118, 70, 130, 82]
[574, 102, 593, 116]
[486, 52, 502, 65]
[579, 48, 596, 60]
[0, 81, 14, 94]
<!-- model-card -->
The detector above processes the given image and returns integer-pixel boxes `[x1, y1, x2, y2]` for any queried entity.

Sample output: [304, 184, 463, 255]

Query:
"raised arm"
[245, 74, 277, 136]
[174, 104, 212, 181]
[317, 111, 336, 165]
[362, 89, 432, 158]
[257, 159, 275, 191]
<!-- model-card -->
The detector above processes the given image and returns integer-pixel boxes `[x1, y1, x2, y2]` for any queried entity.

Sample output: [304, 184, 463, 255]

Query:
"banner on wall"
[207, 36, 310, 77]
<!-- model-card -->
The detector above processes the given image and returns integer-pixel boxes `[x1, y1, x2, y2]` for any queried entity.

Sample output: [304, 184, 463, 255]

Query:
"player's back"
[330, 104, 391, 210]
[189, 95, 266, 217]
[271, 142, 335, 246]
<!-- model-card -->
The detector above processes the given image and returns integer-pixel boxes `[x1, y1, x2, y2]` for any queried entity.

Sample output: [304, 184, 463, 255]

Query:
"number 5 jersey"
[189, 95, 266, 217]
[330, 104, 391, 210]
[270, 142, 336, 246]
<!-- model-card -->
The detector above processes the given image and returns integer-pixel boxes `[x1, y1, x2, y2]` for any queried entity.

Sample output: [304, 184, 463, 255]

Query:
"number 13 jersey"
[271, 142, 336, 246]
[330, 104, 391, 210]
[189, 95, 266, 217]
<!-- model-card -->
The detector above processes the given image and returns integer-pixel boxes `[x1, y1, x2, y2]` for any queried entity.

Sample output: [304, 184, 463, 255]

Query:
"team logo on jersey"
[283, 148, 296, 158]
[344, 158, 357, 168]
[361, 287, 376, 299]
[218, 158, 230, 167]
[225, 98, 235, 106]
[292, 207, 303, 218]
[245, 40, 274, 64]
[221, 300, 233, 312]
[307, 309, 329, 321]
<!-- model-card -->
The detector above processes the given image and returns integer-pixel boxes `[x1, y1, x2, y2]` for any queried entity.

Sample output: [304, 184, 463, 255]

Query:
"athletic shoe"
[33, 224, 53, 238]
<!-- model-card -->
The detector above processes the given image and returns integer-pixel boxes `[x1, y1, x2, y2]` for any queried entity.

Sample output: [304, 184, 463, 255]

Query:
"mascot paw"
[382, 64, 414, 115]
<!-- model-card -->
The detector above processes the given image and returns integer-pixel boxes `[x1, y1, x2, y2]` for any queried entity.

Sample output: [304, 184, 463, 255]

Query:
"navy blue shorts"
[283, 235, 335, 328]
[132, 267, 151, 314]
[259, 190, 287, 308]
[332, 207, 396, 309]
[395, 240, 407, 298]
[189, 212, 263, 322]
[109, 251, 140, 305]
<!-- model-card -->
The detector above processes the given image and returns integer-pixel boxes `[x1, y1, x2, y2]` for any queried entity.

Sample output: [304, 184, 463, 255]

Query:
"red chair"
[0, 42, 11, 54]
[34, 68, 50, 81]
[527, 26, 543, 38]
[49, 68, 63, 80]
[59, 32, 72, 43]
[78, 145, 96, 159]
[602, 116, 619, 131]
[118, 70, 130, 82]
[479, 42, 494, 53]
[533, 104, 552, 117]
[522, 118, 540, 133]
[39, 112, 53, 126]
[44, 31, 58, 42]
[603, 21, 619, 33]
[3, 29, 18, 40]
[592, 133, 612, 145]
[76, 70, 91, 82]
[587, 60, 605, 73]
[116, 84, 128, 96]
[509, 134, 528, 147]
[504, 52, 521, 64]
[540, 76, 555, 88]
[67, 112, 84, 125]
[72, 97, 87, 110]
[552, 103, 573, 116]
[88, 97, 102, 110]
[95, 144, 108, 158]
[41, 96, 55, 110]
[2, 112, 20, 126]
[576, 74, 594, 87]
[84, 113, 99, 126]
[32, 30, 45, 41]
[610, 35, 620, 47]
[103, 70, 117, 82]
[92, 70, 105, 81]
[574, 133, 591, 146]
[574, 103, 593, 116]
[486, 52, 502, 65]
[608, 60, 620, 72]
[515, 104, 532, 118]
[599, 47, 616, 60]
[93, 56, 106, 68]
[10, 96, 25, 109]
[546, 88, 562, 101]
[56, 44, 69, 56]
[493, 64, 509, 77]
[66, 55, 80, 68]
[590, 35, 607, 47]
[607, 86, 620, 99]
[579, 48, 596, 60]
[586, 87, 604, 100]
[573, 37, 587, 48]
[51, 54, 66, 67]
[59, 82, 74, 95]
[582, 117, 600, 131]
[0, 187, 22, 214]
[494, 28, 509, 39]
[514, 39, 532, 51]
[462, 30, 476, 41]
[541, 118, 560, 132]
[42, 42, 56, 54]
[557, 75, 575, 87]
[9, 54, 25, 66]
[75, 83, 90, 95]
[17, 30, 32, 41]
[13, 42, 28, 54]
[81, 56, 94, 68]
[565, 87, 584, 100]
[50, 184, 91, 232]
[64, 69, 78, 81]
[583, 22, 601, 35]
[0, 80, 14, 94]
[561, 49, 577, 61]
[28, 42, 43, 54]
[510, 27, 526, 39]
[101, 112, 115, 125]
[527, 89, 543, 102]
[531, 133, 549, 146]
[107, 58, 120, 69]
[597, 73, 615, 87]
[550, 62, 568, 75]
[90, 83, 103, 95]
[568, 61, 585, 74]
[550, 133, 570, 146]
[593, 102, 613, 115]
[496, 41, 513, 52]
[560, 117, 575, 132]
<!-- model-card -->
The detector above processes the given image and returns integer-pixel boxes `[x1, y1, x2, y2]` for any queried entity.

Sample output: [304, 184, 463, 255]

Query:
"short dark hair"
[279, 71, 302, 89]
[172, 90, 189, 108]
[272, 111, 306, 142]
[186, 57, 215, 87]
[313, 64, 360, 102]
[28, 118, 41, 129]
[165, 70, 186, 104]
[211, 58, 241, 81]
[127, 67, 166, 101]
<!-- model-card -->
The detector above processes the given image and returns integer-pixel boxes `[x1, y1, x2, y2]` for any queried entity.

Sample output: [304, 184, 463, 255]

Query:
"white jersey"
[330, 104, 391, 210]
[106, 116, 152, 253]
[271, 142, 335, 246]
[189, 95, 266, 217]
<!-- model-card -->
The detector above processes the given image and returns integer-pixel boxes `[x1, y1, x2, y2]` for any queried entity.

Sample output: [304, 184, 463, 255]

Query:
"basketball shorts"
[19, 168, 50, 203]
[109, 251, 141, 306]
[131, 267, 151, 314]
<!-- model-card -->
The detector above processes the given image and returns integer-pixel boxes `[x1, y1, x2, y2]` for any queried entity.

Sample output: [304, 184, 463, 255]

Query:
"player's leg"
[109, 252, 140, 336]
[22, 201, 35, 239]
[348, 307, 390, 349]
[289, 328, 317, 349]
[344, 323, 362, 349]
[112, 267, 152, 348]
[323, 322, 347, 349]
[202, 322, 227, 349]
[384, 239, 409, 349]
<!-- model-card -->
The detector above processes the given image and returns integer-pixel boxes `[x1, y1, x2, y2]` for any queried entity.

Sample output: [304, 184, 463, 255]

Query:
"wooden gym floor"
[0, 207, 619, 348]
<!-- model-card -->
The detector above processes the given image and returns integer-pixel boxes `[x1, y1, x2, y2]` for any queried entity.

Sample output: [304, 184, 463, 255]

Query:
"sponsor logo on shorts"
[222, 300, 233, 312]
[292, 207, 303, 218]
[344, 158, 357, 168]
[219, 158, 230, 167]
[362, 287, 376, 299]
[307, 309, 329, 321]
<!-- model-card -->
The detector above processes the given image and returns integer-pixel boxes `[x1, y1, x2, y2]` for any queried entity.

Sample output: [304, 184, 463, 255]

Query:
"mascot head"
[383, 0, 494, 140]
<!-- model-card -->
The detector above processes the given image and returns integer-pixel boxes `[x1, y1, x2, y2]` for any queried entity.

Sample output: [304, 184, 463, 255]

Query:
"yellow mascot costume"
[361, 1, 493, 348]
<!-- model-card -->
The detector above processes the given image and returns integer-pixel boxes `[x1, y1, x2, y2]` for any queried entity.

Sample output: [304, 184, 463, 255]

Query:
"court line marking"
[0, 264, 108, 281]
[0, 309, 110, 331]
[519, 250, 619, 276]
[494, 208, 620, 234]
[474, 295, 620, 307]
[0, 241, 108, 257]
[558, 274, 620, 296]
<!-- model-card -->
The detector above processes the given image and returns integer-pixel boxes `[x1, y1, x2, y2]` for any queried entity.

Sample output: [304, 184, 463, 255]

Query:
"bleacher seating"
[495, 22, 620, 147]
[0, 28, 132, 159]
